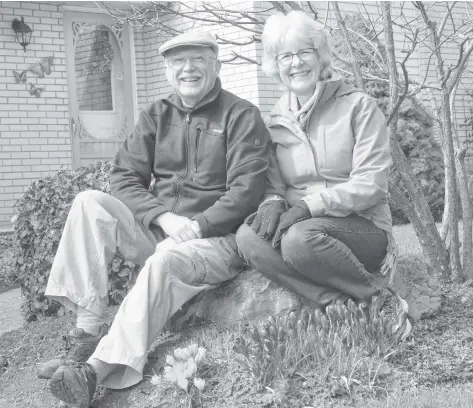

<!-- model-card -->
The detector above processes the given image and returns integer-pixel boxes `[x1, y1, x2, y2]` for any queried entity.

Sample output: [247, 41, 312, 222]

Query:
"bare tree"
[97, 1, 473, 279]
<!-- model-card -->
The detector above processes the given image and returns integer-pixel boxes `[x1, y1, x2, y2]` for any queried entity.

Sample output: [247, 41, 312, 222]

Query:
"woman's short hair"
[261, 10, 333, 84]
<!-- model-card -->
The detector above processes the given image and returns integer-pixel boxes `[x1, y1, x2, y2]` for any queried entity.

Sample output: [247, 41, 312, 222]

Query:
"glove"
[244, 199, 286, 240]
[272, 200, 312, 248]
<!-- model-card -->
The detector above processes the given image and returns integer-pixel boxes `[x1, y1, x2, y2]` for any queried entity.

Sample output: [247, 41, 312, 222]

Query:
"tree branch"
[220, 51, 260, 65]
[447, 39, 473, 92]
[215, 34, 259, 46]
[333, 2, 366, 91]
[437, 1, 456, 39]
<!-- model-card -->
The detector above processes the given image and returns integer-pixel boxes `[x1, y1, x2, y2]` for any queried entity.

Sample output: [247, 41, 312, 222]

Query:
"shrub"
[12, 160, 141, 321]
[332, 14, 445, 225]
[365, 78, 445, 224]
[337, 76, 446, 225]
[0, 232, 16, 288]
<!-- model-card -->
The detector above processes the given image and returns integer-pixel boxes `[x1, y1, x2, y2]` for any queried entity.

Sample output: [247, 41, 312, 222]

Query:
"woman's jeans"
[236, 215, 389, 308]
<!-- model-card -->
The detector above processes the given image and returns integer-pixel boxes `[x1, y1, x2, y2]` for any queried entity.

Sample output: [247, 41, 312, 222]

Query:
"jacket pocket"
[194, 129, 227, 187]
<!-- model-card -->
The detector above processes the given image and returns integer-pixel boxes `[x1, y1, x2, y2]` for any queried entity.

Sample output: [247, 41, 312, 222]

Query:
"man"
[38, 31, 270, 407]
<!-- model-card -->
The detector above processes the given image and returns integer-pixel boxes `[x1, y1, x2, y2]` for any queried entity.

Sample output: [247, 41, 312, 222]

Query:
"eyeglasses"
[275, 48, 317, 66]
[165, 55, 215, 69]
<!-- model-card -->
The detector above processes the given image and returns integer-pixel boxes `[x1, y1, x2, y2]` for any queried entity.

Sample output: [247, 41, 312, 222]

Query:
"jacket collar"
[165, 77, 222, 112]
[268, 72, 357, 122]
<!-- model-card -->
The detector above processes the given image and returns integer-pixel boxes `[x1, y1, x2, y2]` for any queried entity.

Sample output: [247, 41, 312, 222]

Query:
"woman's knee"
[280, 221, 326, 264]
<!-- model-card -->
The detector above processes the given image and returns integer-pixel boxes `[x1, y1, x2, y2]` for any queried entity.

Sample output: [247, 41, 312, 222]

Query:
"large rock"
[390, 255, 443, 321]
[170, 255, 441, 329]
[169, 268, 305, 330]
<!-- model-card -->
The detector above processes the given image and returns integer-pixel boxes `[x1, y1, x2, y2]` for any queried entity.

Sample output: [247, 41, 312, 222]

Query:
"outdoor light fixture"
[12, 17, 33, 52]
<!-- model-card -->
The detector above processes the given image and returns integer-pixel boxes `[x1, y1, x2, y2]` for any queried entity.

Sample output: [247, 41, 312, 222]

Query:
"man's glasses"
[275, 48, 317, 66]
[165, 55, 215, 69]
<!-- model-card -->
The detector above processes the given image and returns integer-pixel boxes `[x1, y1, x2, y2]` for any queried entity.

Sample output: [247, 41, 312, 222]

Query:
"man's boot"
[37, 323, 108, 379]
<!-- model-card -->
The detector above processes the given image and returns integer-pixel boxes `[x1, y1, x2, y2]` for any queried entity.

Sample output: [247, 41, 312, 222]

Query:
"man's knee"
[74, 190, 111, 207]
[143, 246, 199, 285]
[71, 190, 102, 212]
[235, 224, 261, 260]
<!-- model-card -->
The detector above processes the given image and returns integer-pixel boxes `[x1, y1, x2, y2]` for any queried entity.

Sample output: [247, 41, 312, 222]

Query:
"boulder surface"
[171, 255, 442, 329]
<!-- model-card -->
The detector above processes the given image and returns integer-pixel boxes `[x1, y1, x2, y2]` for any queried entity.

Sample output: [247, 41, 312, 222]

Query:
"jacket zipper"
[304, 113, 322, 177]
[170, 113, 191, 212]
[271, 117, 322, 179]
[194, 128, 201, 172]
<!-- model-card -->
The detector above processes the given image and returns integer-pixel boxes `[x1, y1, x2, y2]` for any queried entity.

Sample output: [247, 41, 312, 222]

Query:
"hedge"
[12, 160, 141, 321]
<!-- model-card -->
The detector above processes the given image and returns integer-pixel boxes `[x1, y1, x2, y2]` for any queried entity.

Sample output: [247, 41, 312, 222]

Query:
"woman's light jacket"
[264, 75, 392, 233]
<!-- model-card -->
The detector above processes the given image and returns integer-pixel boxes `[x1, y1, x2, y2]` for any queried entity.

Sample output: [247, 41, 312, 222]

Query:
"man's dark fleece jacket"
[110, 78, 271, 238]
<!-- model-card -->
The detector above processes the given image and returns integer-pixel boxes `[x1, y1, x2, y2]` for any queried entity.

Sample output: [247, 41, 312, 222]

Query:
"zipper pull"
[186, 114, 191, 124]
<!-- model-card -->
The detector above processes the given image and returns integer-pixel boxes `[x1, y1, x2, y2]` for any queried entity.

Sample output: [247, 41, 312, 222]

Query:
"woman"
[236, 11, 411, 339]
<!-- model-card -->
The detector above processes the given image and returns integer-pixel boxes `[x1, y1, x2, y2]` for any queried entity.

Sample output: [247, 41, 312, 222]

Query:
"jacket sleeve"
[110, 108, 168, 229]
[262, 141, 287, 205]
[302, 98, 391, 217]
[193, 106, 271, 237]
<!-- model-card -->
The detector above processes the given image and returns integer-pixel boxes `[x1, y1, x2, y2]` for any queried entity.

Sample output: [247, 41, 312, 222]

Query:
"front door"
[64, 10, 135, 169]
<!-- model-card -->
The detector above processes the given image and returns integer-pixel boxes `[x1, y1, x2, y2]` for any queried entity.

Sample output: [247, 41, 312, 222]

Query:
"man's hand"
[155, 212, 202, 243]
[272, 200, 311, 248]
[245, 199, 286, 240]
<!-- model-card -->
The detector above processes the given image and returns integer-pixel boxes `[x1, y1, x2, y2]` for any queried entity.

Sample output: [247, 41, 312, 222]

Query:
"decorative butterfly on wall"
[28, 56, 54, 78]
[13, 70, 27, 83]
[28, 83, 45, 98]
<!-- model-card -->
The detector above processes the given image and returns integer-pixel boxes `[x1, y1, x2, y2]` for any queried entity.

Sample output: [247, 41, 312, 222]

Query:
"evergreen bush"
[12, 160, 141, 321]
[331, 15, 445, 225]
[364, 79, 445, 224]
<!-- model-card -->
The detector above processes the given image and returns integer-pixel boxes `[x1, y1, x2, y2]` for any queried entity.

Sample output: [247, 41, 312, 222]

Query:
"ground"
[2, 228, 473, 407]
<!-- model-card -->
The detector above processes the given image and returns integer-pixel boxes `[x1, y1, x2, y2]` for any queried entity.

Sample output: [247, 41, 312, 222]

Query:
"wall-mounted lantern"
[12, 17, 33, 52]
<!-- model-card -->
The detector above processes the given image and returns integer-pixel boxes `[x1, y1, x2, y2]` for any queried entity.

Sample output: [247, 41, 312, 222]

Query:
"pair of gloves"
[245, 199, 312, 248]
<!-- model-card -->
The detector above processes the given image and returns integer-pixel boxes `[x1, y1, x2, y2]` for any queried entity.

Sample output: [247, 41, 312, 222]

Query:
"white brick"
[36, 10, 51, 17]
[12, 7, 33, 16]
[39, 4, 59, 12]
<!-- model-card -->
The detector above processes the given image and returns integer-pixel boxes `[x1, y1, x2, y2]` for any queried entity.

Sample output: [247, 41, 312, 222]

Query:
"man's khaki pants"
[45, 190, 244, 389]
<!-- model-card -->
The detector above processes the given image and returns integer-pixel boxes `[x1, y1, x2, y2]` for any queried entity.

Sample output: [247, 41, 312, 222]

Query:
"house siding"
[0, 1, 70, 229]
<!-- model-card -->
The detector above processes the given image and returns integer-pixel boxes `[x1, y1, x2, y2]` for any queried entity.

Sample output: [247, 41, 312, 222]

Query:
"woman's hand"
[272, 200, 311, 248]
[245, 199, 286, 240]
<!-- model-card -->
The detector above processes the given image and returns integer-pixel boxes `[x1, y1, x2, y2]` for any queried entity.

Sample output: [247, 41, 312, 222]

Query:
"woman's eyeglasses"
[275, 48, 316, 66]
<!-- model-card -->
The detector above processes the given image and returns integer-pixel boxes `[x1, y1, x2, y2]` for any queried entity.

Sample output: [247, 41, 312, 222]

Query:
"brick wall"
[0, 1, 70, 230]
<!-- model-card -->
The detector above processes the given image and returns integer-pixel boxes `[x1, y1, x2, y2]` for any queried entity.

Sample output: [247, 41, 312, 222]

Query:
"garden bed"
[2, 224, 473, 407]
[1, 280, 473, 407]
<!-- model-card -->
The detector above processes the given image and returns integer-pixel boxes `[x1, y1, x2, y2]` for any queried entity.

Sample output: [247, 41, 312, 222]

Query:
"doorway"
[64, 10, 136, 169]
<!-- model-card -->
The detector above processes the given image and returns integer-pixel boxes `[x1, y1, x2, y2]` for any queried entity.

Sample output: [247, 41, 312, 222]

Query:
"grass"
[361, 383, 473, 407]
[1, 222, 473, 407]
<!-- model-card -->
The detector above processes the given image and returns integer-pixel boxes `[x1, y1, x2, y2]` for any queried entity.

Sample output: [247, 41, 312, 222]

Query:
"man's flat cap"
[159, 31, 219, 56]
